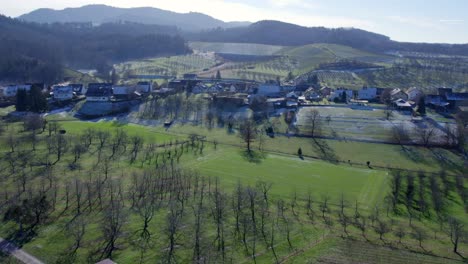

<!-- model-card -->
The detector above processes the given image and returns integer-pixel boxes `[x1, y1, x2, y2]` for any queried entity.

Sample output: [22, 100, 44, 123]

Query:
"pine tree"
[216, 70, 221, 80]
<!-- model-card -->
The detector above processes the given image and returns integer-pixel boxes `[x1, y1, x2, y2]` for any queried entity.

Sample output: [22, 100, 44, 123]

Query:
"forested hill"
[0, 16, 190, 83]
[18, 4, 251, 32]
[189, 20, 468, 56]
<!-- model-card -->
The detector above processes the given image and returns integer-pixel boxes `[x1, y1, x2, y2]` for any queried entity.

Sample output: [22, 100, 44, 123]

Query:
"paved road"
[0, 238, 44, 264]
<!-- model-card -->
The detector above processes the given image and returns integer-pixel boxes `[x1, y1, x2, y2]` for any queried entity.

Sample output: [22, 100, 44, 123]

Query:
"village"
[1, 73, 467, 119]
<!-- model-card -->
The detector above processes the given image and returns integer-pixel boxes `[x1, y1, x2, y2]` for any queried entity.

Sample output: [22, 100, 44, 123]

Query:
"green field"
[190, 42, 285, 56]
[0, 116, 466, 263]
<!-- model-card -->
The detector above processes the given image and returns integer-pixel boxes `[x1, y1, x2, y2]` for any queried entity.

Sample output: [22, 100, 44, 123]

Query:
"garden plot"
[296, 106, 451, 143]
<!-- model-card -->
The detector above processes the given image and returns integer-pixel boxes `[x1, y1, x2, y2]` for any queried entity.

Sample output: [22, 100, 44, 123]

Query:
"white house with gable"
[53, 85, 74, 101]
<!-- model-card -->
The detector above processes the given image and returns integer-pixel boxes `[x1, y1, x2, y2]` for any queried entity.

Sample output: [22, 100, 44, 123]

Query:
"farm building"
[154, 88, 176, 97]
[52, 85, 74, 101]
[330, 89, 353, 101]
[213, 94, 247, 108]
[393, 99, 413, 112]
[136, 81, 152, 94]
[257, 84, 282, 97]
[183, 73, 198, 79]
[358, 87, 378, 100]
[390, 88, 408, 101]
[70, 84, 85, 95]
[192, 84, 208, 94]
[1, 84, 33, 97]
[86, 83, 113, 102]
[431, 88, 468, 109]
[405, 87, 424, 102]
[113, 85, 136, 100]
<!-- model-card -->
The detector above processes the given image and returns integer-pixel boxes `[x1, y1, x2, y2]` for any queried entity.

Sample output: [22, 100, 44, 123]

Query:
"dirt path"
[0, 238, 44, 264]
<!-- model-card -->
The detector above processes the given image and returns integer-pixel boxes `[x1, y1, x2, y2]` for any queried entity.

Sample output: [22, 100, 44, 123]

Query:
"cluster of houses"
[2, 74, 467, 118]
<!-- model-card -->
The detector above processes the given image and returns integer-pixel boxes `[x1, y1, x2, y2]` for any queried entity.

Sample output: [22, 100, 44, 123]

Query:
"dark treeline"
[0, 16, 191, 83]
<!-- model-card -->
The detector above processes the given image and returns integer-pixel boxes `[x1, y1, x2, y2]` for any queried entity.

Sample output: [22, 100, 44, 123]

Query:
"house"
[426, 94, 450, 112]
[406, 87, 424, 102]
[286, 91, 299, 99]
[183, 73, 198, 80]
[281, 85, 296, 93]
[113, 85, 136, 100]
[393, 99, 413, 113]
[191, 84, 207, 94]
[358, 87, 378, 100]
[433, 88, 468, 109]
[257, 84, 283, 97]
[320, 87, 332, 97]
[390, 88, 408, 101]
[1, 84, 32, 97]
[86, 83, 113, 102]
[213, 94, 247, 108]
[70, 84, 85, 95]
[53, 85, 74, 101]
[154, 88, 176, 97]
[330, 89, 353, 101]
[136, 81, 152, 94]
[445, 91, 468, 108]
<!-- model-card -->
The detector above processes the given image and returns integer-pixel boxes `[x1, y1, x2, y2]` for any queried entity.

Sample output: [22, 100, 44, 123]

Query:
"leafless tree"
[306, 109, 322, 137]
[374, 220, 391, 241]
[192, 176, 206, 263]
[211, 178, 227, 262]
[130, 136, 144, 164]
[391, 124, 410, 145]
[246, 187, 258, 263]
[100, 180, 126, 260]
[305, 191, 316, 222]
[394, 226, 406, 244]
[82, 128, 96, 149]
[447, 217, 465, 253]
[66, 215, 87, 255]
[165, 200, 183, 264]
[319, 195, 330, 220]
[411, 226, 428, 248]
[6, 130, 19, 153]
[417, 126, 436, 147]
[239, 119, 257, 153]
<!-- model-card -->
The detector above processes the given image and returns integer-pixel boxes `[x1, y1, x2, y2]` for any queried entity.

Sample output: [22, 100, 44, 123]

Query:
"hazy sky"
[2, 0, 467, 43]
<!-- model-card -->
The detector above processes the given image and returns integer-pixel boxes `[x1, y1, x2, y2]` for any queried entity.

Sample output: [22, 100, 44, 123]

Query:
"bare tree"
[130, 136, 144, 164]
[305, 109, 321, 137]
[66, 215, 87, 255]
[411, 226, 428, 249]
[374, 220, 391, 241]
[391, 124, 410, 145]
[417, 126, 436, 147]
[239, 119, 257, 153]
[394, 226, 406, 244]
[447, 217, 465, 253]
[165, 200, 183, 264]
[100, 180, 126, 260]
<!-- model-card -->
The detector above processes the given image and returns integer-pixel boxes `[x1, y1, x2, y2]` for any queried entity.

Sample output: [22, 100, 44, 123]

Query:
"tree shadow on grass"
[400, 146, 428, 165]
[240, 150, 266, 164]
[311, 138, 339, 163]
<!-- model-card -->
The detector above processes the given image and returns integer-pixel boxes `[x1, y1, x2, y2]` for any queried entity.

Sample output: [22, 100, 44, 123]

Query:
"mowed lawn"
[57, 120, 178, 142]
[185, 146, 389, 210]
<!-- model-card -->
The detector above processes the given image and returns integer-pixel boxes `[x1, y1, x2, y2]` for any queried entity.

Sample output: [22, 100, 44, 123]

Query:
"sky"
[2, 0, 467, 43]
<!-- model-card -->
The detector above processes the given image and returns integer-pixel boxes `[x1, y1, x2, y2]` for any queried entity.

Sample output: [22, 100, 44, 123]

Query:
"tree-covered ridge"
[189, 20, 468, 56]
[0, 16, 191, 83]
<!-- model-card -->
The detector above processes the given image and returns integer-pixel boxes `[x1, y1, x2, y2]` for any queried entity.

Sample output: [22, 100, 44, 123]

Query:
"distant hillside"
[189, 20, 468, 56]
[18, 5, 251, 31]
[0, 16, 190, 83]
